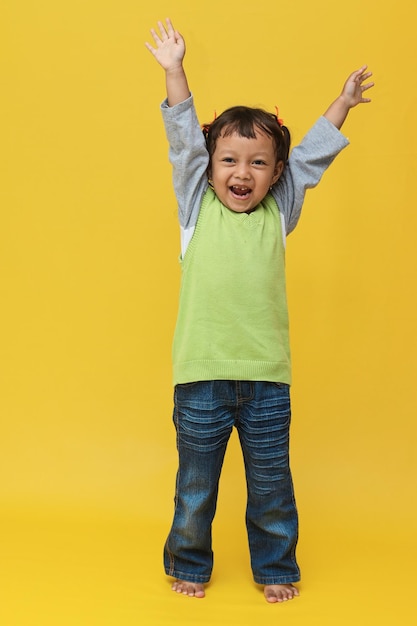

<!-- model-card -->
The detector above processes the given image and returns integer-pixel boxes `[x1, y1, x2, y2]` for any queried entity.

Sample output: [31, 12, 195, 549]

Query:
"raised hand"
[340, 65, 374, 108]
[145, 18, 186, 71]
[324, 65, 374, 129]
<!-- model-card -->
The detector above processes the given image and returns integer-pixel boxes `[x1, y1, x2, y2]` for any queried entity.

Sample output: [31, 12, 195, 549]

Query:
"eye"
[253, 159, 267, 166]
[222, 157, 235, 163]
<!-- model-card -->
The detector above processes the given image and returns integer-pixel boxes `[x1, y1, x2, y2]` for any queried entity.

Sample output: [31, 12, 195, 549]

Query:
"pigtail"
[201, 112, 217, 141]
[274, 106, 291, 163]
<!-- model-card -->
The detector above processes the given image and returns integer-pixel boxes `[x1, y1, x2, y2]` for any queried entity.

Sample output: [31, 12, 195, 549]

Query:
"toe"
[171, 580, 205, 598]
[194, 585, 205, 598]
[264, 584, 299, 603]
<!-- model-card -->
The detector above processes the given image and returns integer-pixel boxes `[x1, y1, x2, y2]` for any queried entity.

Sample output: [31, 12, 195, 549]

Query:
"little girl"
[145, 18, 373, 603]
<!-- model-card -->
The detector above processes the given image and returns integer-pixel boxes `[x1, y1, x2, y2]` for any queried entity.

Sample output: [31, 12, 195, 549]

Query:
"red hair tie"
[275, 106, 284, 127]
[201, 111, 217, 136]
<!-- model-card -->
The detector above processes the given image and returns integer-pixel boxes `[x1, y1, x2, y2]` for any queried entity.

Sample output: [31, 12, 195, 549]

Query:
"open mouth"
[230, 185, 252, 200]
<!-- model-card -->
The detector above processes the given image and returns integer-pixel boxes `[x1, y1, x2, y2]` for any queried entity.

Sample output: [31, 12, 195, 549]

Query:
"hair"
[202, 106, 291, 169]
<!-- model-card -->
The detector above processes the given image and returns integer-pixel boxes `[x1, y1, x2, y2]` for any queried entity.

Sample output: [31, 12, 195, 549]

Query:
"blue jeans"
[163, 380, 300, 585]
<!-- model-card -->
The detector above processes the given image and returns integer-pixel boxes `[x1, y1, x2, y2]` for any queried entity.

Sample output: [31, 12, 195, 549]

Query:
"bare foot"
[264, 583, 299, 603]
[171, 580, 205, 598]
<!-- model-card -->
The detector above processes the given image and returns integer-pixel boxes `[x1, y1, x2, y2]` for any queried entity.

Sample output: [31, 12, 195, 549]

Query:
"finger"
[144, 41, 155, 54]
[350, 65, 369, 83]
[361, 81, 375, 92]
[356, 64, 368, 74]
[157, 20, 168, 40]
[165, 17, 175, 36]
[149, 27, 162, 46]
[359, 72, 373, 84]
[174, 30, 185, 47]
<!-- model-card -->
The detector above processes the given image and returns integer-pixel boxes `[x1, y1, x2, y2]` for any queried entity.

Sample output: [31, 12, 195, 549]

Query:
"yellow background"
[1, 1, 416, 624]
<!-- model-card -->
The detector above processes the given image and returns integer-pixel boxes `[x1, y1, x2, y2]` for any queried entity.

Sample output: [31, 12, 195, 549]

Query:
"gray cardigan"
[161, 95, 349, 257]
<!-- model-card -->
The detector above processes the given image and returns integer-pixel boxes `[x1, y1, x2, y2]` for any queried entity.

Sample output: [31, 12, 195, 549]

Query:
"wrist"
[337, 93, 352, 112]
[165, 64, 185, 77]
[323, 95, 350, 130]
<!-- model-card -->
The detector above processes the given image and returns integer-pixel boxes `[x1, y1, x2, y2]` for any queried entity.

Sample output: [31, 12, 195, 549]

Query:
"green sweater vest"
[172, 188, 291, 385]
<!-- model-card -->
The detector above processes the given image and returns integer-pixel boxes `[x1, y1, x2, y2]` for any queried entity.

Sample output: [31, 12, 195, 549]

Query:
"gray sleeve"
[272, 116, 350, 235]
[161, 96, 209, 231]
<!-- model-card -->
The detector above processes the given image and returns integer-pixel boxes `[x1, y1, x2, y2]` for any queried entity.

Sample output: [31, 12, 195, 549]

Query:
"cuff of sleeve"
[161, 94, 194, 113]
[317, 115, 350, 147]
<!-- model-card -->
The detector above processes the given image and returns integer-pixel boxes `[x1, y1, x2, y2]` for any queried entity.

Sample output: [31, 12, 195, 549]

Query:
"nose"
[235, 162, 250, 180]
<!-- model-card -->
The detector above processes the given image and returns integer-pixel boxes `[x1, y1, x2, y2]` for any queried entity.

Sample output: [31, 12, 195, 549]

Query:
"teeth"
[231, 186, 251, 195]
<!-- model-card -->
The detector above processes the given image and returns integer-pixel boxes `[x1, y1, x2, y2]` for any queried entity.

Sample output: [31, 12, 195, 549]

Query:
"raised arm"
[324, 65, 374, 129]
[145, 18, 190, 107]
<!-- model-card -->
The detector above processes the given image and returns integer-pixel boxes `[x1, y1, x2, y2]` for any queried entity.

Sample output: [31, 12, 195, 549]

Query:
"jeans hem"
[165, 569, 211, 584]
[254, 575, 301, 585]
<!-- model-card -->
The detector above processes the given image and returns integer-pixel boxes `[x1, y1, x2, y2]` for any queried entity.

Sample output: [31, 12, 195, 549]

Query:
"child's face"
[210, 129, 283, 213]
